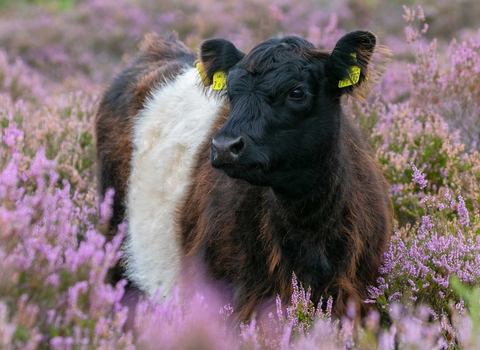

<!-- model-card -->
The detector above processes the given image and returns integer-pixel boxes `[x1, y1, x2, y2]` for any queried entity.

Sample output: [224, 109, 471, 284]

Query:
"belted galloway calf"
[95, 30, 392, 320]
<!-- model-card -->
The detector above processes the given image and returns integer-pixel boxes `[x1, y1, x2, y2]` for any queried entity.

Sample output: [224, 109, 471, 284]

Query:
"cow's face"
[200, 31, 376, 191]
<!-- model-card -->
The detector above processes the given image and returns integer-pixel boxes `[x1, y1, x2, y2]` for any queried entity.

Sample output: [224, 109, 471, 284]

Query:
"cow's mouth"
[213, 161, 262, 171]
[216, 162, 272, 186]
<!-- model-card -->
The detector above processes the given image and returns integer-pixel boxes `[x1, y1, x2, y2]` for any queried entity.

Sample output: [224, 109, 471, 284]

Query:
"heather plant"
[0, 53, 129, 347]
[0, 147, 133, 347]
[0, 50, 50, 103]
[363, 139, 480, 346]
[406, 30, 480, 148]
[131, 275, 479, 349]
[347, 5, 480, 226]
[133, 289, 236, 350]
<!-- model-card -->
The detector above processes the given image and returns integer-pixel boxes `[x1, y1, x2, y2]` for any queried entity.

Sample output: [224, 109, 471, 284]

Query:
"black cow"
[95, 31, 392, 320]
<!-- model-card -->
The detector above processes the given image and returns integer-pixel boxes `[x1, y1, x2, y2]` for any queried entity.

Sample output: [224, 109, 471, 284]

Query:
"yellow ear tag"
[212, 71, 227, 90]
[338, 53, 361, 88]
[196, 62, 227, 90]
[196, 62, 209, 86]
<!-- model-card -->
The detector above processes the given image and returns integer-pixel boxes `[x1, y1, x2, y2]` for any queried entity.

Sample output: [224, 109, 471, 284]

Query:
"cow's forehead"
[240, 39, 317, 74]
[227, 59, 319, 98]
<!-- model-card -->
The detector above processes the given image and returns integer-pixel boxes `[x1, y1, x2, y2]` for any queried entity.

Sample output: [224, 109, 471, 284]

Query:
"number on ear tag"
[212, 71, 227, 90]
[196, 62, 227, 90]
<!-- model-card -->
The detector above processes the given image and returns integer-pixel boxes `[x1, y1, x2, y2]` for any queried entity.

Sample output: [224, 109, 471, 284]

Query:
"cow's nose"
[211, 134, 245, 167]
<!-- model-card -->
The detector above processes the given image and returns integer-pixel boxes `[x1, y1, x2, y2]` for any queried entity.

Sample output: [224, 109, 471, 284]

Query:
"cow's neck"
[268, 137, 346, 231]
[263, 144, 347, 289]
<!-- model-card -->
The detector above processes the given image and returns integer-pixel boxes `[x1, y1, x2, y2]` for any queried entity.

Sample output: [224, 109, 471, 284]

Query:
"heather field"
[1, 0, 480, 348]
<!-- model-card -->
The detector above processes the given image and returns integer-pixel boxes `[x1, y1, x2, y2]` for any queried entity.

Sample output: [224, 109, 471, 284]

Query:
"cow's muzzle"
[211, 134, 245, 168]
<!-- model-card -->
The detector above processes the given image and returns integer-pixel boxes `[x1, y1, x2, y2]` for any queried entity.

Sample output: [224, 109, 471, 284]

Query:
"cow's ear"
[327, 30, 376, 95]
[197, 39, 245, 89]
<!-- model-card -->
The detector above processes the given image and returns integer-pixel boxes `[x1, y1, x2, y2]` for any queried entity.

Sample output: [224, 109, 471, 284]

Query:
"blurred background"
[0, 0, 479, 95]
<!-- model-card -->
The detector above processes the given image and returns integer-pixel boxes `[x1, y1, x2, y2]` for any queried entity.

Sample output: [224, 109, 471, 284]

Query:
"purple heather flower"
[2, 125, 24, 148]
[457, 196, 470, 226]
[411, 163, 428, 189]
[421, 215, 434, 232]
[444, 190, 452, 202]
[99, 188, 115, 224]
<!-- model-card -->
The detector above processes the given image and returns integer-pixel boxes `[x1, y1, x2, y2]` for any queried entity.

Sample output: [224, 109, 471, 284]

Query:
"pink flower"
[411, 163, 428, 189]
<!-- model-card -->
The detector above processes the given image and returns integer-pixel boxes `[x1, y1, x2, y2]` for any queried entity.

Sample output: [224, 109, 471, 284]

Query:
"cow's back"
[94, 33, 201, 284]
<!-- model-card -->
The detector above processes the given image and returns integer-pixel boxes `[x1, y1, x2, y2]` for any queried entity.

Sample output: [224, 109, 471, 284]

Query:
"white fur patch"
[125, 68, 223, 297]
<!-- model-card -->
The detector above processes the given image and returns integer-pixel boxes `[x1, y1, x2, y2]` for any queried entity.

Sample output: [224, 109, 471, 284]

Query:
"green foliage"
[0, 0, 74, 11]
[451, 276, 480, 345]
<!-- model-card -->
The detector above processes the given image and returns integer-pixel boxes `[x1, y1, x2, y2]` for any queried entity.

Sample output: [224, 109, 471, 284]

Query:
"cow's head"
[199, 31, 376, 194]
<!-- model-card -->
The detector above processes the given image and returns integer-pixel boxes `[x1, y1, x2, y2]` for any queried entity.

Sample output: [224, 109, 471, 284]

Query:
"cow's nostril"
[228, 136, 245, 156]
[211, 134, 246, 167]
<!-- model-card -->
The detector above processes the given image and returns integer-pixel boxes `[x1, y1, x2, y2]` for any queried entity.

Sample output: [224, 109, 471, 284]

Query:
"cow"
[95, 30, 392, 320]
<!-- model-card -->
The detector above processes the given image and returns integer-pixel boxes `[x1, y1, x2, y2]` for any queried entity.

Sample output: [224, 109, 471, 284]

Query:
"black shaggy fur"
[181, 31, 392, 320]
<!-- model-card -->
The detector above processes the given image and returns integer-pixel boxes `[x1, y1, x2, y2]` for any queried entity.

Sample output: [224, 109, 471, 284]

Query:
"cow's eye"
[289, 88, 305, 99]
